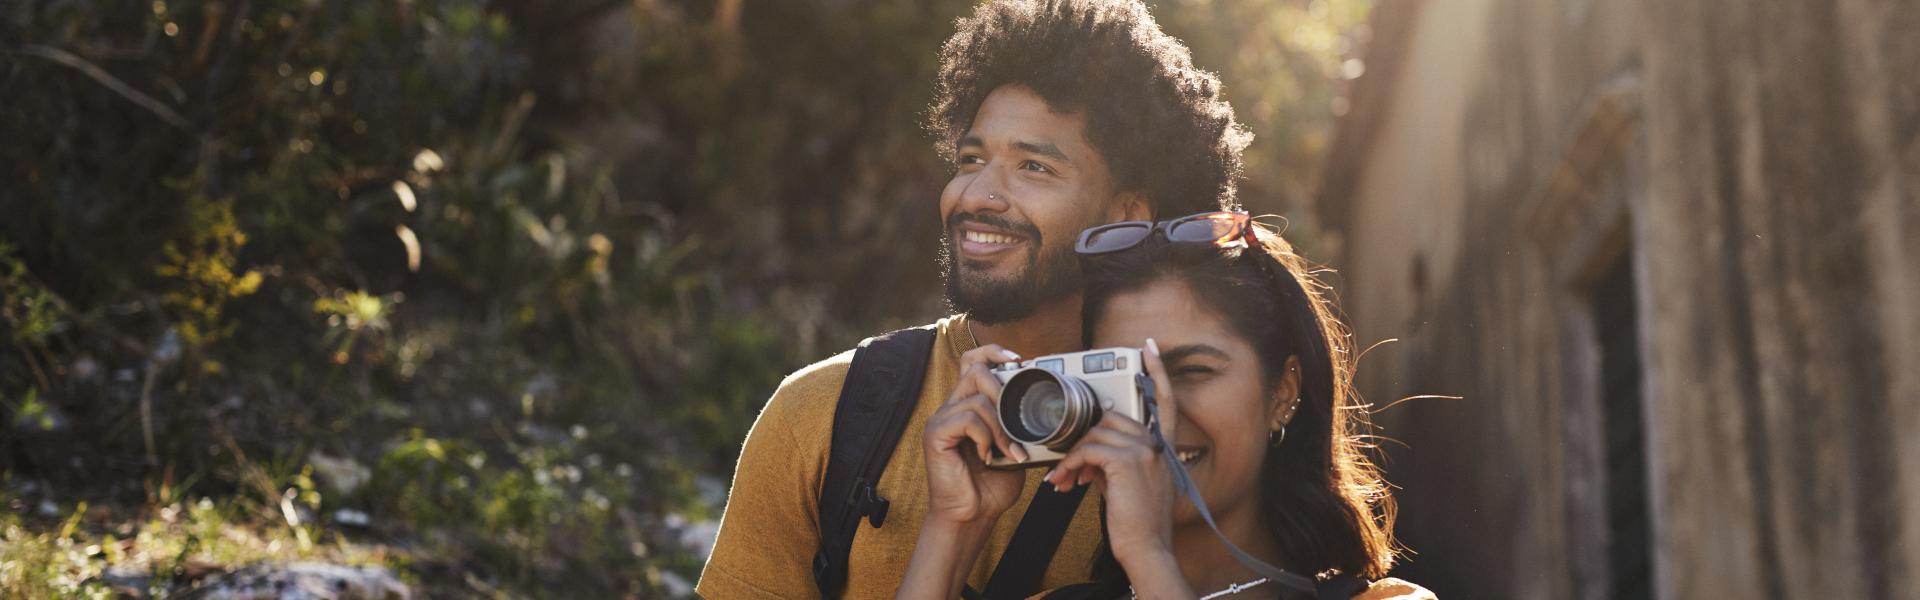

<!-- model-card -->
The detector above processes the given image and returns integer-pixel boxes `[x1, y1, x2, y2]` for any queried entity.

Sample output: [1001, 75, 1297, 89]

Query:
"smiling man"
[697, 1, 1250, 598]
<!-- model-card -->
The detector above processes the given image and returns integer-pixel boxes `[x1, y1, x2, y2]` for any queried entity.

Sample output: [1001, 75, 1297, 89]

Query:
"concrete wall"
[1318, 0, 1920, 598]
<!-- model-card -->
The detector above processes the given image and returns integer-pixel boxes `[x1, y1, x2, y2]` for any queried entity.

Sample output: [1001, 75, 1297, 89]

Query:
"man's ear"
[1268, 355, 1304, 430]
[1109, 191, 1151, 222]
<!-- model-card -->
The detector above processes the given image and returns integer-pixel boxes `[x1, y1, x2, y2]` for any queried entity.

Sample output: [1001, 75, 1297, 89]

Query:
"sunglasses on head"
[1074, 211, 1255, 255]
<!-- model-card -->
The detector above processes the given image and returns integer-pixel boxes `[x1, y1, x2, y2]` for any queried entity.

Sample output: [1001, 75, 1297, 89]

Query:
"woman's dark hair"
[1080, 225, 1398, 580]
[928, 0, 1253, 216]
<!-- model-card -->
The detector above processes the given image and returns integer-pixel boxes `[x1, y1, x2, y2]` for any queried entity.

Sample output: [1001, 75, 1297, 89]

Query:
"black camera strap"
[813, 326, 939, 597]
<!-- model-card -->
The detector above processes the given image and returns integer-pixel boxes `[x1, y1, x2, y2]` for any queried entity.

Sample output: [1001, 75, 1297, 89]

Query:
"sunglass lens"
[1168, 213, 1242, 245]
[1082, 224, 1152, 253]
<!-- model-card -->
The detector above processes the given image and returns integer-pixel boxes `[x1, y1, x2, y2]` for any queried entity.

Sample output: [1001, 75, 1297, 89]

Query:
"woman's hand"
[898, 344, 1031, 600]
[1043, 339, 1184, 567]
[923, 344, 1030, 526]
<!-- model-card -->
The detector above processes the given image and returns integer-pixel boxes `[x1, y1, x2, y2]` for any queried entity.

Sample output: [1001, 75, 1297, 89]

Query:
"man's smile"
[955, 222, 1030, 260]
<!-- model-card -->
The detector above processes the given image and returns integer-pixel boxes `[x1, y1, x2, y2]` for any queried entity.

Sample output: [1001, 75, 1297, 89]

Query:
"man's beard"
[940, 212, 1083, 325]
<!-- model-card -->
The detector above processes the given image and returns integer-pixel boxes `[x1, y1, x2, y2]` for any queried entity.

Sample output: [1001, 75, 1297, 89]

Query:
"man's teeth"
[1177, 449, 1205, 463]
[964, 230, 1020, 245]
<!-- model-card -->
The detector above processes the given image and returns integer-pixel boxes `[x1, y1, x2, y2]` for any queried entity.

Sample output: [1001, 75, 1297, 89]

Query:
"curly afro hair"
[928, 0, 1252, 215]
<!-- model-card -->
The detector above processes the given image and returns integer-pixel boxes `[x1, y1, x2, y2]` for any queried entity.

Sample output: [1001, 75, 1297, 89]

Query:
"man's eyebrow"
[1161, 344, 1230, 364]
[956, 135, 984, 151]
[1014, 140, 1072, 164]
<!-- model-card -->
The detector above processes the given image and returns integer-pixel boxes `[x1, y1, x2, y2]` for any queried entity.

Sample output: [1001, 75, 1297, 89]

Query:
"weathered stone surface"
[1318, 0, 1919, 598]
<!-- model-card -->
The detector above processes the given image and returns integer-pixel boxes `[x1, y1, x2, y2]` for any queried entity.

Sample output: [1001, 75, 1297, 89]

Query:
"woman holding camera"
[898, 212, 1432, 599]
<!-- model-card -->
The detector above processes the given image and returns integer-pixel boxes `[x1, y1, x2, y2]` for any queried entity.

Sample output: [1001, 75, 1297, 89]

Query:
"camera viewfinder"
[1082, 352, 1116, 373]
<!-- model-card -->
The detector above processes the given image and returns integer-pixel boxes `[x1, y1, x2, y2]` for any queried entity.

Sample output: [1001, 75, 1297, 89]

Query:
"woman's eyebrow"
[1161, 344, 1230, 363]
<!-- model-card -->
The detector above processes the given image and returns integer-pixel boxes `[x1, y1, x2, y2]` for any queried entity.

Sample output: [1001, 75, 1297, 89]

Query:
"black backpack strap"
[811, 326, 940, 597]
[977, 485, 1090, 598]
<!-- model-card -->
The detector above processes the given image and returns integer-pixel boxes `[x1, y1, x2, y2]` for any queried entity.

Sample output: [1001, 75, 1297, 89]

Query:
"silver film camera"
[988, 347, 1151, 469]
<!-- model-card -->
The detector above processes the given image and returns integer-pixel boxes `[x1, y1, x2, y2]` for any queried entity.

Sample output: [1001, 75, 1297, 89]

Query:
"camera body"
[987, 347, 1150, 469]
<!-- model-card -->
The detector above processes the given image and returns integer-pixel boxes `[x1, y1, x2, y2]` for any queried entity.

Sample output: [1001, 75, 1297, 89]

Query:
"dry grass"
[0, 497, 394, 599]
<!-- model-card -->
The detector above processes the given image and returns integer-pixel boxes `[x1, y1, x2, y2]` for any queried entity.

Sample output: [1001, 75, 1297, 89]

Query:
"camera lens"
[1019, 380, 1068, 437]
[999, 368, 1098, 452]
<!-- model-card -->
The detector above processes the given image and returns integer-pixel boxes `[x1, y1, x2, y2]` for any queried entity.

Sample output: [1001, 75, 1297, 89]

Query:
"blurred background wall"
[1319, 0, 1920, 598]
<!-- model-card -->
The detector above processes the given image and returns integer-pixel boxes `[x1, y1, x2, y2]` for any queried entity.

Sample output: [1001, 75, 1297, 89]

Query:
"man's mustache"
[946, 212, 1044, 241]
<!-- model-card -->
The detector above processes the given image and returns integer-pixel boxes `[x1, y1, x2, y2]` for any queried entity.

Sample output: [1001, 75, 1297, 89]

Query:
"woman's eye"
[1172, 365, 1214, 378]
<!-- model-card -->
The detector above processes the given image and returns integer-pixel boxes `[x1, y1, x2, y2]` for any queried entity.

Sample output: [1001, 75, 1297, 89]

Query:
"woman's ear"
[1110, 191, 1151, 222]
[1269, 355, 1303, 430]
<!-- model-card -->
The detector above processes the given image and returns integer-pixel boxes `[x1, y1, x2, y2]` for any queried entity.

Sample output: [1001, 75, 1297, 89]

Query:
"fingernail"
[1043, 467, 1056, 481]
[1146, 338, 1160, 356]
[1013, 446, 1030, 462]
[1004, 350, 1021, 360]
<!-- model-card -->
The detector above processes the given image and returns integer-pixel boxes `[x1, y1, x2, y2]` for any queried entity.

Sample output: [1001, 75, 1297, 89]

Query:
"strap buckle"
[850, 477, 890, 527]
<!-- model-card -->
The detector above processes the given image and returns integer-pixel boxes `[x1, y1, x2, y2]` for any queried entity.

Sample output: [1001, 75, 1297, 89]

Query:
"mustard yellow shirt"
[697, 315, 1106, 599]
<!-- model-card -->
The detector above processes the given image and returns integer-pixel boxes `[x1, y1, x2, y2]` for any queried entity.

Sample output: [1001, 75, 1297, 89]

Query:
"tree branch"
[16, 44, 196, 132]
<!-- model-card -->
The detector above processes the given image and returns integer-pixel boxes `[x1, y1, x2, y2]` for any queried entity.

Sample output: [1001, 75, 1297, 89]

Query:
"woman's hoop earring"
[1271, 396, 1300, 448]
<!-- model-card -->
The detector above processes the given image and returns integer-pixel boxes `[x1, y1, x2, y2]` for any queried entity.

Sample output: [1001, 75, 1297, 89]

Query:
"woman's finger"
[961, 362, 1007, 405]
[955, 392, 1025, 463]
[958, 344, 1021, 369]
[1043, 414, 1155, 491]
[924, 407, 972, 454]
[954, 407, 1002, 464]
[1046, 448, 1096, 493]
[1044, 445, 1090, 492]
[944, 345, 1015, 407]
[1089, 411, 1149, 438]
[1049, 441, 1132, 493]
[927, 401, 997, 456]
[1049, 433, 1158, 490]
[1076, 420, 1156, 458]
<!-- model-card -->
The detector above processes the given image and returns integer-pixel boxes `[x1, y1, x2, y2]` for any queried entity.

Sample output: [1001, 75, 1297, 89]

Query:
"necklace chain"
[965, 318, 981, 349]
[1131, 577, 1271, 600]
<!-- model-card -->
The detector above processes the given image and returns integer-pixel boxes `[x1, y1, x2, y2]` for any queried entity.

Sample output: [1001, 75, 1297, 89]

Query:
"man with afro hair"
[699, 2, 1250, 598]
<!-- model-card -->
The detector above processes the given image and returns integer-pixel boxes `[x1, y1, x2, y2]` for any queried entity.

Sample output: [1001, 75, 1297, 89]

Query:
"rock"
[306, 451, 372, 496]
[192, 562, 409, 600]
[330, 508, 371, 528]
